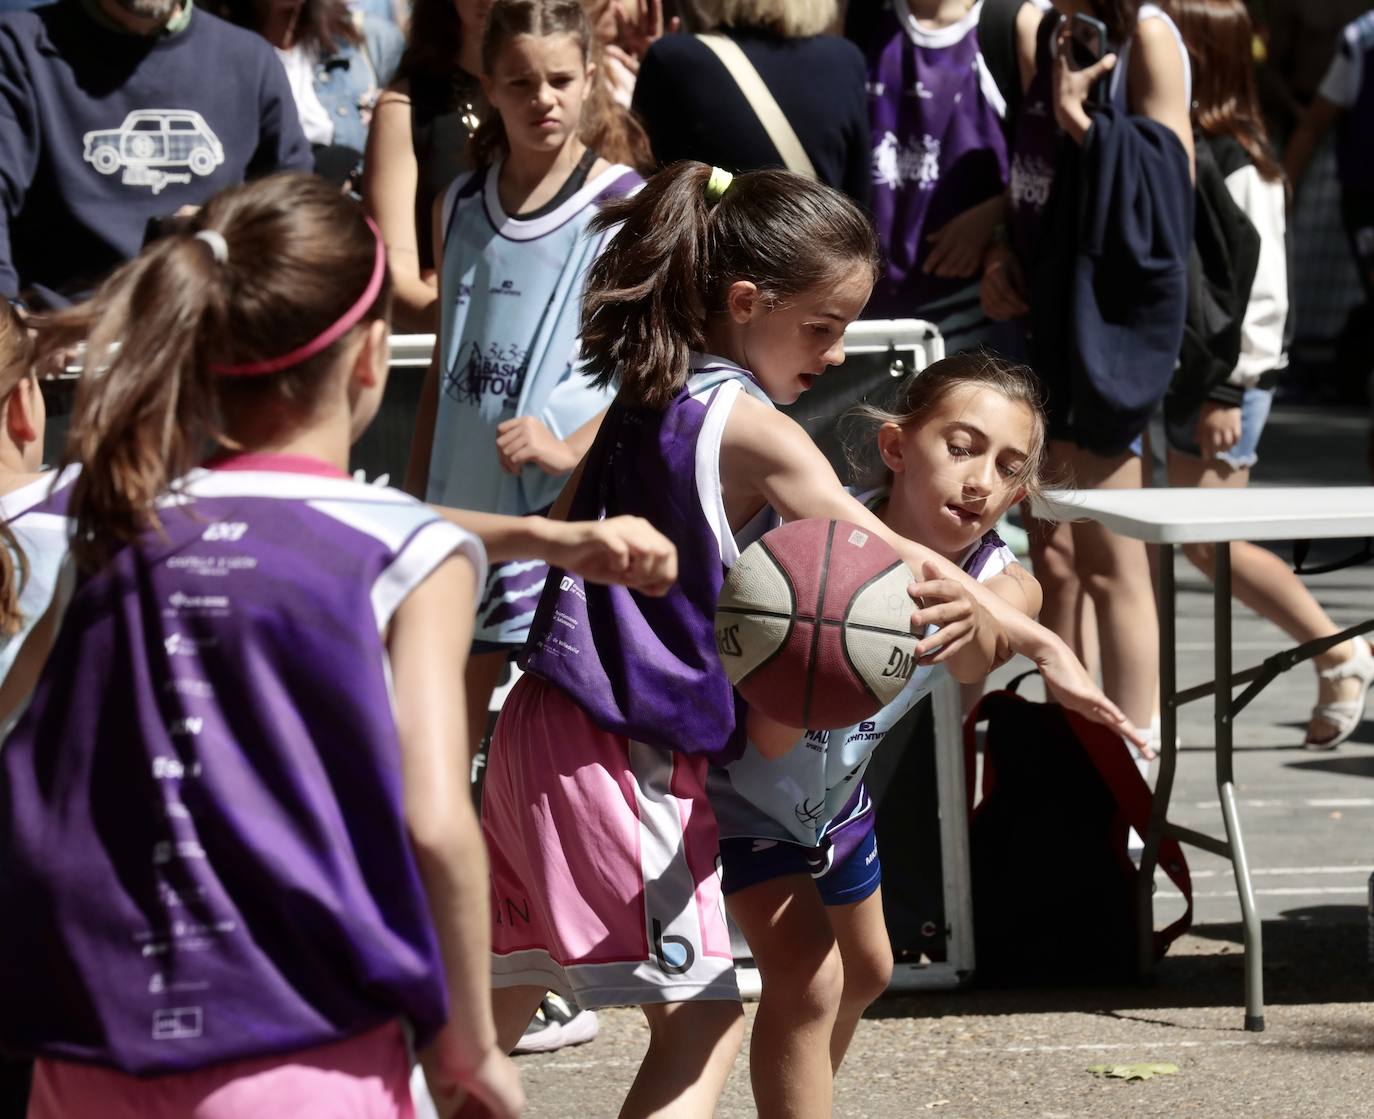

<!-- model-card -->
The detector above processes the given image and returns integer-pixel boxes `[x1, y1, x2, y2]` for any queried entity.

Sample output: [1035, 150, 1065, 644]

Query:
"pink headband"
[209, 217, 387, 378]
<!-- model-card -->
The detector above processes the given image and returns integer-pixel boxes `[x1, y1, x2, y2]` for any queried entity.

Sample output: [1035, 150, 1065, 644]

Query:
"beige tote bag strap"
[695, 33, 818, 180]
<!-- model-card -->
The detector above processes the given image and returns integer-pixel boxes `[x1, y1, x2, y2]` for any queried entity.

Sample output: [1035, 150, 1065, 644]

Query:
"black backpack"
[965, 674, 1193, 985]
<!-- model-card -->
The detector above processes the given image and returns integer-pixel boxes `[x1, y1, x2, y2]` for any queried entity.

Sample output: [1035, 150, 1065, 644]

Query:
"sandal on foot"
[1304, 635, 1374, 751]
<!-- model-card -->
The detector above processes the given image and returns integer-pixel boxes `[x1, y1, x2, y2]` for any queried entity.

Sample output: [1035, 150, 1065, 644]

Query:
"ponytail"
[0, 521, 28, 637]
[582, 161, 880, 410]
[32, 173, 389, 572]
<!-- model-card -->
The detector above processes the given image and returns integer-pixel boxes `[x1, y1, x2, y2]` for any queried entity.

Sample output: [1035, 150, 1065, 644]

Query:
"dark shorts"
[719, 813, 881, 907]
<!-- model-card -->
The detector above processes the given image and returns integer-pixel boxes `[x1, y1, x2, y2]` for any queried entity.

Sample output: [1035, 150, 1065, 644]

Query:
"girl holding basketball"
[481, 160, 1143, 1117]
[711, 353, 1051, 1117]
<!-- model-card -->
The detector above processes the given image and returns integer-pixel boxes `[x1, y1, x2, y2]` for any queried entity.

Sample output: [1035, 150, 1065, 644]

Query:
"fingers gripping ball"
[715, 519, 920, 729]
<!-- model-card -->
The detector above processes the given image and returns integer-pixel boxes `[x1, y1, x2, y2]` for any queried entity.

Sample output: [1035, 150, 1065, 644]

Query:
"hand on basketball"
[1033, 635, 1153, 755]
[908, 562, 981, 665]
[496, 417, 579, 476]
[547, 516, 677, 596]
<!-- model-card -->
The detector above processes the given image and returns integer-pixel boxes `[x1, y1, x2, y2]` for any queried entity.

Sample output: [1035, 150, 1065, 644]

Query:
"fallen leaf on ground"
[1087, 1063, 1179, 1081]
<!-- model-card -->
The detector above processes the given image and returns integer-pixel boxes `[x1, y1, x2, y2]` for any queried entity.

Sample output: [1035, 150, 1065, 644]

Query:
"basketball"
[715, 518, 921, 730]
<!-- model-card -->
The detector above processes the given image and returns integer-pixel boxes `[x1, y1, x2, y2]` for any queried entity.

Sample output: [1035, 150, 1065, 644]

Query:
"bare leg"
[1024, 482, 1086, 665]
[621, 1000, 745, 1119]
[825, 888, 893, 1073]
[465, 651, 508, 761]
[1066, 446, 1158, 729]
[725, 876, 841, 1119]
[1167, 449, 1362, 743]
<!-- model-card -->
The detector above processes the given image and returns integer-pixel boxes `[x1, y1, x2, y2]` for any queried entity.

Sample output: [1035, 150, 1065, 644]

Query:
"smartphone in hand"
[1068, 12, 1110, 107]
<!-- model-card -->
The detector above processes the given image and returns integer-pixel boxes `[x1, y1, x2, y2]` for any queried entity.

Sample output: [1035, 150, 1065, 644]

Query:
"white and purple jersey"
[0, 455, 484, 1074]
[521, 356, 775, 766]
[859, 0, 1009, 315]
[711, 503, 1015, 849]
[432, 159, 641, 647]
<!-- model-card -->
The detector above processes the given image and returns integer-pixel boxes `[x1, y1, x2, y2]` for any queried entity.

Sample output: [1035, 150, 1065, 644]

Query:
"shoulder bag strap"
[694, 33, 817, 179]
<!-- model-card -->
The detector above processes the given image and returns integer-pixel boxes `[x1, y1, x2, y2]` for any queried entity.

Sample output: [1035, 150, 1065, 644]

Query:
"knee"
[1029, 535, 1077, 594]
[649, 999, 745, 1058]
[758, 941, 845, 1024]
[840, 942, 893, 1012]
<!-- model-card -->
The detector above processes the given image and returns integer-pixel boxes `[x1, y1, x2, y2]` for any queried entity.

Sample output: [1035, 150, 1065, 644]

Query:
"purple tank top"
[0, 459, 482, 1074]
[861, 0, 1009, 315]
[1007, 11, 1061, 268]
[521, 360, 771, 765]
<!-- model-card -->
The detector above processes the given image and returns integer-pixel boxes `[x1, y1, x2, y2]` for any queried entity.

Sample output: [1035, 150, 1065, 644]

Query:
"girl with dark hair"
[980, 0, 1195, 756]
[712, 352, 1050, 1117]
[222, 0, 403, 187]
[0, 172, 528, 1119]
[480, 159, 1141, 1116]
[405, 0, 642, 802]
[1165, 0, 1374, 749]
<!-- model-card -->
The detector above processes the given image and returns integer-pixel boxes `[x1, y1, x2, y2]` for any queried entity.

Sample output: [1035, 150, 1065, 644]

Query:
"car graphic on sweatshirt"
[83, 110, 225, 194]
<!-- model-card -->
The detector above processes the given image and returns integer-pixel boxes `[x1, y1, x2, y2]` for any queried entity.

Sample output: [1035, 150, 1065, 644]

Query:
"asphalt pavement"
[511, 403, 1374, 1118]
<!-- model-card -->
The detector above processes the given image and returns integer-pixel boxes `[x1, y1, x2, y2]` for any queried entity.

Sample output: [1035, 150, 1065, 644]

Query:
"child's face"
[879, 385, 1035, 560]
[482, 33, 594, 157]
[727, 264, 873, 405]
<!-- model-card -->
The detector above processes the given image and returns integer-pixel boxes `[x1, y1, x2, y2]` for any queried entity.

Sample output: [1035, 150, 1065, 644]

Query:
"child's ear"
[352, 320, 388, 389]
[724, 280, 761, 325]
[876, 421, 905, 473]
[5, 381, 37, 448]
[1011, 484, 1028, 508]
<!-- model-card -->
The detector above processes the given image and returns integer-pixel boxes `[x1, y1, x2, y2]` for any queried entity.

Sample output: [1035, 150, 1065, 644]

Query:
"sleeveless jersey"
[0, 467, 77, 690]
[521, 357, 774, 766]
[427, 159, 642, 518]
[711, 505, 1015, 848]
[861, 0, 1009, 315]
[0, 457, 484, 1074]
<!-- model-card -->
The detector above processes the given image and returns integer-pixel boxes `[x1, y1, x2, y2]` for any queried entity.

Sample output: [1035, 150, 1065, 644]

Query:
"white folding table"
[1032, 487, 1374, 1031]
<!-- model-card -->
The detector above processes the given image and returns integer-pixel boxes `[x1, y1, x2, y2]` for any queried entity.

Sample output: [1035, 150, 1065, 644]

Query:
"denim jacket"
[313, 15, 402, 152]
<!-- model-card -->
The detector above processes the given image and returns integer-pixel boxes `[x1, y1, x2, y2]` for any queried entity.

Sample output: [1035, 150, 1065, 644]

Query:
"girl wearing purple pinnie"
[0, 172, 678, 1119]
[481, 159, 1143, 1117]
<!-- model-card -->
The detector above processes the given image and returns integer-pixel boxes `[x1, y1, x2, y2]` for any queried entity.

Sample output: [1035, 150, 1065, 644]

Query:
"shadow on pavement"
[868, 915, 1370, 1022]
[1285, 750, 1374, 777]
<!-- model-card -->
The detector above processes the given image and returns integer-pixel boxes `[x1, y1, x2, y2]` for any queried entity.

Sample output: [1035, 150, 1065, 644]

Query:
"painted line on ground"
[1183, 798, 1374, 810]
[1159, 886, 1365, 899]
[1182, 865, 1368, 879]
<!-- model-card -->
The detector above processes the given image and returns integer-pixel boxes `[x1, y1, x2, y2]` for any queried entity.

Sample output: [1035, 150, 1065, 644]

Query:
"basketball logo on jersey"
[1009, 152, 1053, 210]
[872, 131, 941, 192]
[446, 341, 528, 406]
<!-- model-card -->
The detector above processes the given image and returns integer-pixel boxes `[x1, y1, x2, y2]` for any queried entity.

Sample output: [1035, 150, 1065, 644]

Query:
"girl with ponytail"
[483, 159, 1143, 1115]
[0, 172, 529, 1119]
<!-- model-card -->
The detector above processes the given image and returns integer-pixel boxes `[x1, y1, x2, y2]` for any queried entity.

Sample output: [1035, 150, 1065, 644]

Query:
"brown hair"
[1169, 0, 1283, 182]
[687, 0, 837, 38]
[1088, 0, 1141, 46]
[849, 351, 1050, 501]
[219, 0, 362, 56]
[397, 0, 465, 80]
[469, 0, 652, 172]
[582, 161, 880, 410]
[32, 173, 391, 572]
[0, 303, 32, 635]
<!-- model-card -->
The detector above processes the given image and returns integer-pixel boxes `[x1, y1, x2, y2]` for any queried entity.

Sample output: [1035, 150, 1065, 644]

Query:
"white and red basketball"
[715, 518, 920, 730]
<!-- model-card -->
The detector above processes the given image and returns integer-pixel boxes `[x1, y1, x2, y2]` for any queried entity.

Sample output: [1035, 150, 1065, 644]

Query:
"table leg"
[1214, 542, 1265, 1031]
[1139, 544, 1177, 979]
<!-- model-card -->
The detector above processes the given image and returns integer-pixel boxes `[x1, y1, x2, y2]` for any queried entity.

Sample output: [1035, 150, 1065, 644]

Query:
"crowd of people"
[0, 0, 1371, 1117]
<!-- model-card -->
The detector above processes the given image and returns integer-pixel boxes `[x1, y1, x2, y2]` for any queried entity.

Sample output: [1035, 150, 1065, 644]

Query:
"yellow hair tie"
[705, 166, 734, 203]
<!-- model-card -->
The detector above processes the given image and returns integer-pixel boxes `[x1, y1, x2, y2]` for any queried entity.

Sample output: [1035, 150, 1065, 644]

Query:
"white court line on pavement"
[1186, 798, 1374, 810]
[1160, 886, 1365, 899]
[1184, 865, 1368, 879]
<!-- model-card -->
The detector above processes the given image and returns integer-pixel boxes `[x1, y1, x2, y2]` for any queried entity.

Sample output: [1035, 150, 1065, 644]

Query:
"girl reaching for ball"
[481, 160, 1144, 1117]
[711, 353, 1055, 1118]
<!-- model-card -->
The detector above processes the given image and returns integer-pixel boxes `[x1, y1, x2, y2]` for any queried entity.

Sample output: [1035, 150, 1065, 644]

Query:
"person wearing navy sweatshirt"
[0, 0, 311, 309]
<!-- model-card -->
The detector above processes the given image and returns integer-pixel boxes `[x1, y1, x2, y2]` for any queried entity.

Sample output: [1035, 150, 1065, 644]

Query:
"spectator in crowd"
[363, 0, 491, 333]
[982, 0, 1195, 752]
[0, 0, 311, 309]
[846, 0, 1021, 352]
[220, 0, 403, 191]
[589, 0, 674, 106]
[1167, 0, 1374, 749]
[632, 0, 871, 205]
